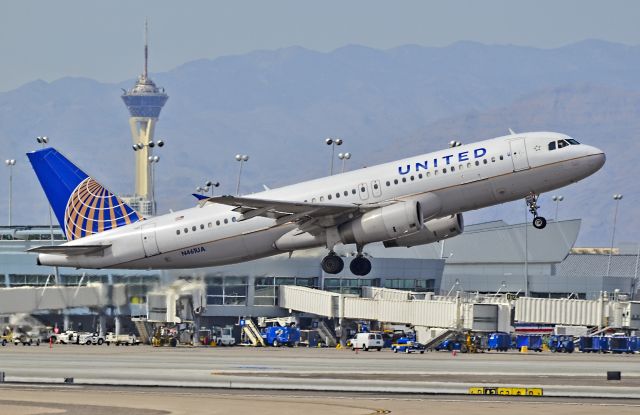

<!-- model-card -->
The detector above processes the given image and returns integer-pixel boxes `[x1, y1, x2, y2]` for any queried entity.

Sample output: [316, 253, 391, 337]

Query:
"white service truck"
[105, 332, 140, 346]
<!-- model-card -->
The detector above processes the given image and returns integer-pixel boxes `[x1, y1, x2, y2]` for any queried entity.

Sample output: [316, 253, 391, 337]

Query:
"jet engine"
[339, 201, 423, 245]
[383, 213, 463, 248]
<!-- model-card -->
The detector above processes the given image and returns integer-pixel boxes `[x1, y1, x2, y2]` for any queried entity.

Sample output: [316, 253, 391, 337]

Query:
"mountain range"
[0, 39, 638, 247]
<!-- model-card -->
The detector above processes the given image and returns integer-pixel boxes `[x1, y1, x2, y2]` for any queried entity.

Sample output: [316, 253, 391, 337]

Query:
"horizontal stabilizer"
[27, 245, 111, 256]
[192, 193, 209, 201]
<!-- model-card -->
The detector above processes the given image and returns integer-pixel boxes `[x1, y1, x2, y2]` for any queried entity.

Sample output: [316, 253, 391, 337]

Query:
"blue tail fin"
[27, 148, 142, 241]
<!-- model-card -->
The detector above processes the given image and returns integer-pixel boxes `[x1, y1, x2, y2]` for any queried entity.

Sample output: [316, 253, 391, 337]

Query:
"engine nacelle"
[383, 213, 464, 248]
[339, 201, 423, 245]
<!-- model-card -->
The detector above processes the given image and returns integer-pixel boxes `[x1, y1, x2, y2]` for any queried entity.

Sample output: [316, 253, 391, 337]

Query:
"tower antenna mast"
[144, 18, 148, 79]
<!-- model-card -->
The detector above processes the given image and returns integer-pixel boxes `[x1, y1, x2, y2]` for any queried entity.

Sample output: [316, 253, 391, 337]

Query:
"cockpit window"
[548, 141, 556, 151]
[566, 138, 580, 145]
[557, 139, 569, 149]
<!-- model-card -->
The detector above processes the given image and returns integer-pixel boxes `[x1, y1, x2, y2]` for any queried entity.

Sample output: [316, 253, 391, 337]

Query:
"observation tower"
[121, 21, 168, 216]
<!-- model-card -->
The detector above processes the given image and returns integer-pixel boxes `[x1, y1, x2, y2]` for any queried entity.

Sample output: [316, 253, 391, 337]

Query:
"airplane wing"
[204, 195, 379, 229]
[27, 245, 111, 256]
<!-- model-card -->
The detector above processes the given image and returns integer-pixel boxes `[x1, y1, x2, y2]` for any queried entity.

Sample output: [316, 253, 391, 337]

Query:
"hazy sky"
[1, 0, 639, 92]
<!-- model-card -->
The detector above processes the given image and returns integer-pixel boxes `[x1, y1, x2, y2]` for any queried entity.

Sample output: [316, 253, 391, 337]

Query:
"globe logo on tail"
[64, 178, 141, 240]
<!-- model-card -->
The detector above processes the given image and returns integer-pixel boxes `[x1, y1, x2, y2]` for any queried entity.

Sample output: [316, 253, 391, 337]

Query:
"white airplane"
[27, 132, 604, 276]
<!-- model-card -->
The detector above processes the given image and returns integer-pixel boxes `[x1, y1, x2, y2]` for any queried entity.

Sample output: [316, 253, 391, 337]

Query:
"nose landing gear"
[526, 193, 547, 229]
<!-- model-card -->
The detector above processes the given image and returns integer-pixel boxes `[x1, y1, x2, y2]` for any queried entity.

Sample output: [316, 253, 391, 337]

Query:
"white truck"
[55, 330, 79, 344]
[12, 332, 41, 346]
[349, 332, 384, 351]
[105, 332, 140, 346]
[78, 332, 105, 345]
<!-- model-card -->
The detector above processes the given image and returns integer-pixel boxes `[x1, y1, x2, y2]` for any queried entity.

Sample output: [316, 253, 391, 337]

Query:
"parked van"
[350, 332, 384, 351]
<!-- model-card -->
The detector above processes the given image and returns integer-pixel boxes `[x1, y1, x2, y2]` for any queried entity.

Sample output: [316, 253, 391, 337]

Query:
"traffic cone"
[452, 349, 457, 357]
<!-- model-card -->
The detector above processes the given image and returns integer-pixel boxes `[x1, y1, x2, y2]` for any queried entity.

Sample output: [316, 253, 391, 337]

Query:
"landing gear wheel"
[533, 216, 547, 229]
[349, 256, 372, 276]
[321, 252, 344, 274]
[525, 193, 546, 230]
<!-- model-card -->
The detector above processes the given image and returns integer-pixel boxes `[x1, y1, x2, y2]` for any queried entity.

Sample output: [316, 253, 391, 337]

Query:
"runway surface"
[0, 345, 639, 398]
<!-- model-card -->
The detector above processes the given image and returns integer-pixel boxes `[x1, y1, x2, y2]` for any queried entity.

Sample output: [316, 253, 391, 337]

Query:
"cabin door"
[509, 138, 530, 171]
[141, 223, 160, 257]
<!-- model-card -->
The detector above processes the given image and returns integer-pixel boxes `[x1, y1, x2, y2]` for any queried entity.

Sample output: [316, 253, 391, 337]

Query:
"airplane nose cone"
[588, 147, 606, 172]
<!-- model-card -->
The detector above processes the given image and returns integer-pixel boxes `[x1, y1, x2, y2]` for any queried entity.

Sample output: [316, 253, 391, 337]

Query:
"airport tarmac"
[2, 386, 640, 415]
[1, 345, 639, 400]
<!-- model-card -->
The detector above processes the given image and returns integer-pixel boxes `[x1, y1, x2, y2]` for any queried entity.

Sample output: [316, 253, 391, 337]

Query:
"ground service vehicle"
[609, 336, 639, 354]
[435, 338, 466, 352]
[487, 332, 511, 352]
[350, 332, 384, 351]
[13, 333, 40, 346]
[91, 333, 105, 345]
[78, 332, 95, 345]
[106, 333, 140, 346]
[579, 336, 610, 353]
[1, 330, 13, 346]
[55, 331, 79, 344]
[580, 336, 604, 353]
[547, 335, 575, 353]
[262, 326, 300, 347]
[515, 335, 543, 352]
[214, 326, 236, 346]
[391, 336, 424, 354]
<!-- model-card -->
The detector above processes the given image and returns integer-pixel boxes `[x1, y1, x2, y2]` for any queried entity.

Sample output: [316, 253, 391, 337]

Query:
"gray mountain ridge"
[0, 40, 637, 247]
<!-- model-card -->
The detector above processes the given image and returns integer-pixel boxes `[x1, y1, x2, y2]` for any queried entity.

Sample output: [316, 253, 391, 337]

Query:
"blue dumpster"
[488, 332, 511, 352]
[516, 335, 543, 352]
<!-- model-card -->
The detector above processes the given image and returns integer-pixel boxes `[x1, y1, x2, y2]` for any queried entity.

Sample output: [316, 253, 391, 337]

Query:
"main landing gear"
[526, 193, 547, 230]
[320, 246, 372, 276]
[350, 245, 372, 276]
[321, 251, 344, 274]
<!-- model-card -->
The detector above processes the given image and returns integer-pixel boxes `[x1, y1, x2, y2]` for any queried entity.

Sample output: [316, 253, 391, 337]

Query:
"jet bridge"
[279, 286, 640, 337]
[0, 283, 128, 314]
[278, 286, 511, 333]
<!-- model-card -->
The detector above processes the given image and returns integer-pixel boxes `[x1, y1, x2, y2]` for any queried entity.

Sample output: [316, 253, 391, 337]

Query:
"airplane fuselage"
[37, 131, 605, 269]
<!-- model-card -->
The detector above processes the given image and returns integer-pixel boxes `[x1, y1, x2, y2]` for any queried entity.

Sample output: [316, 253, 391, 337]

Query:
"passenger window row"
[305, 188, 359, 203]
[175, 216, 237, 235]
[303, 153, 508, 204]
[384, 155, 505, 187]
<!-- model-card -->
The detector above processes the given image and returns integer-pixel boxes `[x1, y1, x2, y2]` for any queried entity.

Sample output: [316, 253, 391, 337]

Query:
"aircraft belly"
[117, 226, 290, 269]
[449, 179, 496, 211]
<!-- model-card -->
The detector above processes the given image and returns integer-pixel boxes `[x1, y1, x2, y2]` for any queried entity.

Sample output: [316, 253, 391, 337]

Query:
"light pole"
[36, 136, 55, 244]
[235, 154, 249, 196]
[36, 136, 60, 284]
[337, 152, 351, 173]
[523, 201, 529, 297]
[147, 155, 160, 215]
[325, 138, 343, 175]
[196, 180, 220, 197]
[133, 139, 164, 215]
[5, 159, 16, 227]
[132, 139, 164, 152]
[606, 194, 623, 277]
[552, 195, 564, 221]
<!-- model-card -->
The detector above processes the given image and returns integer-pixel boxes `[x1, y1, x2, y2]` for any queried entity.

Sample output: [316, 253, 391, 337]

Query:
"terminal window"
[206, 276, 248, 306]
